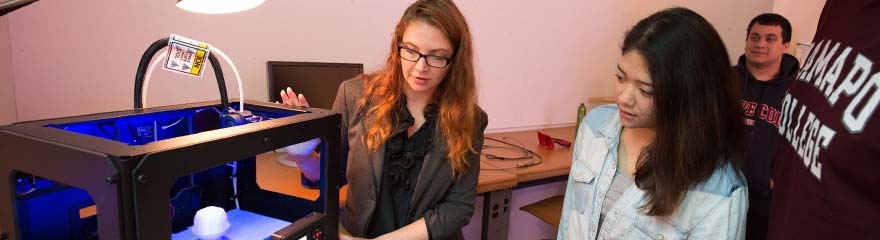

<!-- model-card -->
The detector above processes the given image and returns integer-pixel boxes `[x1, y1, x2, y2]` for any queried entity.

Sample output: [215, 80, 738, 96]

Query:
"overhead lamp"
[0, 0, 38, 16]
[176, 0, 264, 14]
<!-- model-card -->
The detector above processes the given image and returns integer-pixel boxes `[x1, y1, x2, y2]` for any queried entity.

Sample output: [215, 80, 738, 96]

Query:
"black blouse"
[366, 103, 438, 238]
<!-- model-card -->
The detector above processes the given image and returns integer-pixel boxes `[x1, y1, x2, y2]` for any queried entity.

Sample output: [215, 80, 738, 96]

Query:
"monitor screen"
[268, 62, 364, 110]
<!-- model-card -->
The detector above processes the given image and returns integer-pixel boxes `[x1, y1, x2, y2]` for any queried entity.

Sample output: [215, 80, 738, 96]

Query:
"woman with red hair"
[280, 1, 486, 239]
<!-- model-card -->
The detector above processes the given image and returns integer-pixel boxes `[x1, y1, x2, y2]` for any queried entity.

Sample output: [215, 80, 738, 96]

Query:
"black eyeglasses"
[398, 46, 452, 68]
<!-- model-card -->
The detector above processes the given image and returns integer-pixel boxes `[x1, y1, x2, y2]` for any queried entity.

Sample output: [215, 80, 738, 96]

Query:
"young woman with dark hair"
[558, 7, 748, 239]
[279, 0, 486, 239]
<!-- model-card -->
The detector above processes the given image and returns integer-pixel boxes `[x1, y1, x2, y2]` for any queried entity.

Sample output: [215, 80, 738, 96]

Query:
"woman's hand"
[278, 86, 321, 182]
[280, 87, 310, 108]
[278, 86, 320, 156]
[340, 234, 369, 240]
[280, 143, 321, 182]
[339, 224, 369, 240]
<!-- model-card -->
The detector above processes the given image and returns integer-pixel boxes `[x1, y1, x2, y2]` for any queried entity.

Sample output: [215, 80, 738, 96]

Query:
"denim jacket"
[557, 105, 748, 240]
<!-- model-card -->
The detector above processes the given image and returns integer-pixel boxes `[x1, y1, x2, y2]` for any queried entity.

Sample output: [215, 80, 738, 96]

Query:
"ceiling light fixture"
[176, 0, 265, 14]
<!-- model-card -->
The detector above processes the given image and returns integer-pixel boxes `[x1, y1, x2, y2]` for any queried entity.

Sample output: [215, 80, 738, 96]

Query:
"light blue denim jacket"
[557, 105, 748, 240]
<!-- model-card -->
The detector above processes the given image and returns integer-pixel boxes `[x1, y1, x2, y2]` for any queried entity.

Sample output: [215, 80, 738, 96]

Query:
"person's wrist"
[283, 138, 321, 155]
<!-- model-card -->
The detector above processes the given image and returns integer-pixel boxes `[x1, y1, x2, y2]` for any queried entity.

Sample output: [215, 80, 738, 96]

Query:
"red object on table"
[537, 131, 571, 150]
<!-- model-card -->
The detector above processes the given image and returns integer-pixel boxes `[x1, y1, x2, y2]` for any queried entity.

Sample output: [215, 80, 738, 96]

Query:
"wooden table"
[481, 126, 575, 182]
[518, 195, 564, 227]
[476, 167, 518, 194]
[258, 126, 575, 240]
[478, 126, 576, 240]
[255, 152, 348, 204]
[256, 125, 574, 198]
[256, 151, 516, 202]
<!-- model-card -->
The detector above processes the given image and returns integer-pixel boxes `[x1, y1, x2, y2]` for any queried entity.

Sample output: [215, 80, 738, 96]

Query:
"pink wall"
[773, 0, 826, 49]
[461, 1, 628, 131]
[3, 1, 837, 239]
[4, 0, 774, 131]
[0, 15, 15, 125]
[6, 0, 409, 122]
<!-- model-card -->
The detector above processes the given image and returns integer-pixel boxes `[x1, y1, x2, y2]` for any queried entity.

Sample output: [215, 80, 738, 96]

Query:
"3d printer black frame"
[0, 99, 340, 240]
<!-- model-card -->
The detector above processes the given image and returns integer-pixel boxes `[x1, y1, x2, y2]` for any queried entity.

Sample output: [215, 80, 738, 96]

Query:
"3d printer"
[0, 37, 341, 240]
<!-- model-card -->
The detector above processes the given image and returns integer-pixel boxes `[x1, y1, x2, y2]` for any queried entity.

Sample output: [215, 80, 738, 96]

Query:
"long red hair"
[360, 0, 477, 178]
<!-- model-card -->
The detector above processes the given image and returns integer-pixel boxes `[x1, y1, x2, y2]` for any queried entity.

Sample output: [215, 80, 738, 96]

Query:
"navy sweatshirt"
[737, 53, 799, 198]
[734, 53, 799, 240]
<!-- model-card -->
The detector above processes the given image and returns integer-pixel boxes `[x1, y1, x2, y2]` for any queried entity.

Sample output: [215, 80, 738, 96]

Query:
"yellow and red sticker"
[163, 34, 212, 76]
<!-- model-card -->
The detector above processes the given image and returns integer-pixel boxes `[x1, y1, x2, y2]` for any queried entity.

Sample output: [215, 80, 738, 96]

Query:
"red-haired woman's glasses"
[398, 46, 452, 68]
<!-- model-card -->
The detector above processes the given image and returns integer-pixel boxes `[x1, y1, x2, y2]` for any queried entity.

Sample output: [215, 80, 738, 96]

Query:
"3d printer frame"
[0, 99, 340, 240]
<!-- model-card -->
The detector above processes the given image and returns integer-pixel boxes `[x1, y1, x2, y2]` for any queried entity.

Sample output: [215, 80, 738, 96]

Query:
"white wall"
[461, 0, 630, 131]
[648, 0, 776, 62]
[0, 15, 16, 125]
[4, 0, 774, 131]
[461, 0, 774, 131]
[2, 1, 837, 239]
[6, 0, 410, 123]
[773, 0, 826, 53]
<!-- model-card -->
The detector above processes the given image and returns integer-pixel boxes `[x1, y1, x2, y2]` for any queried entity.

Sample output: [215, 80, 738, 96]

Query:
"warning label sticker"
[163, 34, 211, 76]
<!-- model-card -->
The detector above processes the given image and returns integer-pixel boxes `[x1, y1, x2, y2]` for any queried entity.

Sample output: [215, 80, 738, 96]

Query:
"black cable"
[133, 37, 230, 112]
[481, 136, 544, 170]
[483, 145, 531, 160]
[134, 37, 168, 110]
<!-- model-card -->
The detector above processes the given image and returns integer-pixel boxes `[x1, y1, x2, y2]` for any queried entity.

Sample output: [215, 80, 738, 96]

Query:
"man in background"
[734, 13, 797, 240]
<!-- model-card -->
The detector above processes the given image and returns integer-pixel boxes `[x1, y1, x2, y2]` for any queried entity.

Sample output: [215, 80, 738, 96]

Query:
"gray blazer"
[333, 78, 488, 240]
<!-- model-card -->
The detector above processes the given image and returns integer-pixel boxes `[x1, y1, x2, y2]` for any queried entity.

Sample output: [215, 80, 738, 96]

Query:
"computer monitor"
[268, 61, 364, 110]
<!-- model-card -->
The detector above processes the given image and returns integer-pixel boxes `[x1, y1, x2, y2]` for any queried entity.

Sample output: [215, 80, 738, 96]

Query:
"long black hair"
[624, 7, 745, 216]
